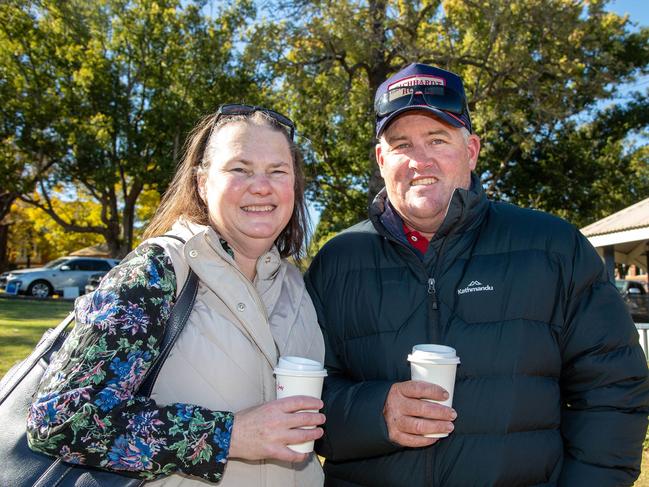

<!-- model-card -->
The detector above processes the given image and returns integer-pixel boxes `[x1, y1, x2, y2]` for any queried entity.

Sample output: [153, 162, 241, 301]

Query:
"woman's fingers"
[285, 411, 326, 428]
[275, 395, 324, 413]
[229, 398, 325, 461]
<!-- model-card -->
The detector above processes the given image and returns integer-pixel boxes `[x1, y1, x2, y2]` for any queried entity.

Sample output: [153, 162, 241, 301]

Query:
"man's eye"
[431, 139, 445, 145]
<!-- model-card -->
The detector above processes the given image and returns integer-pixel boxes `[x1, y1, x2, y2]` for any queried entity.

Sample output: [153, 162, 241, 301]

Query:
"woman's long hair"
[143, 111, 307, 259]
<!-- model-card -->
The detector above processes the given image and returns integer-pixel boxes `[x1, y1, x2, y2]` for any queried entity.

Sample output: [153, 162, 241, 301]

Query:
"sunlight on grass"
[0, 298, 73, 378]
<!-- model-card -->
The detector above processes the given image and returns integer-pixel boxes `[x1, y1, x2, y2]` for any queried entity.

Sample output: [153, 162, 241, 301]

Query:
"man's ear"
[375, 142, 385, 176]
[467, 134, 481, 171]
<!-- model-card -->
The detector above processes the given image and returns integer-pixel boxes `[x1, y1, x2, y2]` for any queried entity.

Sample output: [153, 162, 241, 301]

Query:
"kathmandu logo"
[457, 280, 494, 295]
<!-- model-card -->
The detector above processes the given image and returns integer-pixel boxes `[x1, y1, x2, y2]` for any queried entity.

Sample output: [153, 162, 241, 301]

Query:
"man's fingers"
[401, 380, 449, 402]
[396, 415, 455, 437]
[401, 398, 457, 421]
[391, 431, 441, 448]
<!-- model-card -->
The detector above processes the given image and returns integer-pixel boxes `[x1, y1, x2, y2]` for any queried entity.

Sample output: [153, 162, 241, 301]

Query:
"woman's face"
[198, 121, 295, 253]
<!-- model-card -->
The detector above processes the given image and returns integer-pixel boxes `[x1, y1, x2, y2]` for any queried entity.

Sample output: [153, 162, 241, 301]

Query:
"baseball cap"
[374, 63, 472, 137]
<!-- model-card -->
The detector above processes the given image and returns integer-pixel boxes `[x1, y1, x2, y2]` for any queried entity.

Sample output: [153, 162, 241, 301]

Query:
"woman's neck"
[211, 225, 274, 282]
[234, 252, 259, 282]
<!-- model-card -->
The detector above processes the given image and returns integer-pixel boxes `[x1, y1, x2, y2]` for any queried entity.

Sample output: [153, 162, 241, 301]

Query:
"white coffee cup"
[274, 356, 327, 453]
[407, 344, 460, 438]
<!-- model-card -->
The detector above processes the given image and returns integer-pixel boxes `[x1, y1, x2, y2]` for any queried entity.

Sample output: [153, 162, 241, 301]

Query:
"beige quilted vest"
[147, 221, 325, 486]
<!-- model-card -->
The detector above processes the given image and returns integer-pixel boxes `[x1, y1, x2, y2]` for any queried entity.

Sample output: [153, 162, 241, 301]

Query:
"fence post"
[636, 323, 649, 359]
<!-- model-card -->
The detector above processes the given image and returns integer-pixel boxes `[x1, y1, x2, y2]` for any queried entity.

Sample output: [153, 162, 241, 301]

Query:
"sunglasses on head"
[214, 103, 296, 140]
[374, 84, 467, 118]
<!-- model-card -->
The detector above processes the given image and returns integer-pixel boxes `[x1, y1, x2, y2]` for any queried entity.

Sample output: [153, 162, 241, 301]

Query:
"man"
[304, 63, 649, 486]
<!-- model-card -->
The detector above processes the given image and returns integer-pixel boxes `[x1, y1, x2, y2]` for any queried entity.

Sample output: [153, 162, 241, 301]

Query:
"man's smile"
[410, 177, 438, 186]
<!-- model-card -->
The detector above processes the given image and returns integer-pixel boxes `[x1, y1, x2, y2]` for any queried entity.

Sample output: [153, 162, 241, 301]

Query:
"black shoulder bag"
[0, 236, 198, 486]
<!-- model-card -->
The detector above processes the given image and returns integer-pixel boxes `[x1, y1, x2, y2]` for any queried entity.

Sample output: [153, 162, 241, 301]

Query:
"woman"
[26, 104, 326, 485]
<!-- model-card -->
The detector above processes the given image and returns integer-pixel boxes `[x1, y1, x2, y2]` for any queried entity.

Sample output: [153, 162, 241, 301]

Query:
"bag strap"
[138, 234, 198, 397]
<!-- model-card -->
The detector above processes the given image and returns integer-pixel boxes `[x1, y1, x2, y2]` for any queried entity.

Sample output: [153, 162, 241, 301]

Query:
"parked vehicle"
[84, 272, 108, 295]
[616, 279, 647, 296]
[2, 257, 120, 298]
[616, 279, 649, 322]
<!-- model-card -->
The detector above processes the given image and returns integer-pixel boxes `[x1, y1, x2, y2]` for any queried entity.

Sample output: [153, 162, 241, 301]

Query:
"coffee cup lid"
[274, 356, 328, 377]
[408, 344, 460, 364]
[408, 353, 460, 365]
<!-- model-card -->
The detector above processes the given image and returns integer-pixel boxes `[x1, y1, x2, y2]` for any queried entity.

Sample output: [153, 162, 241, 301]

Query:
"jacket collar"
[370, 172, 488, 242]
[171, 219, 282, 284]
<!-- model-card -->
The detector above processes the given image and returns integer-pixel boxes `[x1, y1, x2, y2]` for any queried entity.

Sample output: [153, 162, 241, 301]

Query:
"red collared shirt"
[402, 223, 430, 254]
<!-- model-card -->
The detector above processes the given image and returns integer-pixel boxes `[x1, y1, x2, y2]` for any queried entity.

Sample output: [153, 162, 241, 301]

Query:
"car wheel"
[27, 280, 53, 298]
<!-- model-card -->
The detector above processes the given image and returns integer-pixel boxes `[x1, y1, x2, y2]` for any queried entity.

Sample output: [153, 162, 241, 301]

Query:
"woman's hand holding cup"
[229, 396, 325, 463]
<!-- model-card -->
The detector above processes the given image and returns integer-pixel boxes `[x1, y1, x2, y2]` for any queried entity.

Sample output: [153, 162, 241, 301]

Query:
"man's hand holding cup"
[383, 344, 460, 447]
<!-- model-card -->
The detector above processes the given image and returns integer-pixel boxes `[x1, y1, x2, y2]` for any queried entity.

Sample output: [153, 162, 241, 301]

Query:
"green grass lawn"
[0, 297, 647, 484]
[0, 297, 73, 378]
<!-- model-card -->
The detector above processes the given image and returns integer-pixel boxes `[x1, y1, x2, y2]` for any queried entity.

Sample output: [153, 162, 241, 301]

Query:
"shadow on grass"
[0, 299, 72, 322]
[0, 333, 46, 349]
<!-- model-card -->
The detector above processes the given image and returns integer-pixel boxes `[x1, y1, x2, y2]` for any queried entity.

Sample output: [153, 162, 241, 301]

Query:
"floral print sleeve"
[26, 243, 233, 483]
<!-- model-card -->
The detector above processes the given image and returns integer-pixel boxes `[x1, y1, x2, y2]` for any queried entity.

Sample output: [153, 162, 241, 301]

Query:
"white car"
[2, 256, 120, 298]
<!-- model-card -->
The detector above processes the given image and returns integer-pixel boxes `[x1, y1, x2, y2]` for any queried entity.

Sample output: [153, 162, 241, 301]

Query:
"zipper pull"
[427, 278, 438, 310]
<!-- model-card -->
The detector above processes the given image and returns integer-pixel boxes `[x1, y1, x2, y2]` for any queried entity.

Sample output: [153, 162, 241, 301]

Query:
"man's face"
[375, 111, 480, 238]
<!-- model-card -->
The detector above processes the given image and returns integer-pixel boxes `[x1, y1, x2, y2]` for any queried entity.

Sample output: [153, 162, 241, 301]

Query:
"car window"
[615, 280, 624, 292]
[45, 258, 69, 269]
[95, 260, 112, 271]
[71, 259, 97, 271]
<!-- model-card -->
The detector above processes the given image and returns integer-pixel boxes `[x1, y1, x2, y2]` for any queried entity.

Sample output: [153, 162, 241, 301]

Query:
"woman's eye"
[230, 167, 247, 173]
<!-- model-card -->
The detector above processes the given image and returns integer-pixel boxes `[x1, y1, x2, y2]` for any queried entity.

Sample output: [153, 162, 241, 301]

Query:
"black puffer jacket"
[305, 176, 649, 487]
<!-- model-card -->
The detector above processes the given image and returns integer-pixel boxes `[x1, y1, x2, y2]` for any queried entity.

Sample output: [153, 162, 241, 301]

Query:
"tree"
[1, 0, 256, 258]
[7, 198, 105, 267]
[507, 93, 649, 227]
[0, 2, 65, 270]
[246, 0, 649, 245]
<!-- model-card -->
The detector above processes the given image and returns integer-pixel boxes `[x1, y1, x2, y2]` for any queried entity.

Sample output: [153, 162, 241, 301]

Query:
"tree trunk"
[0, 224, 9, 273]
[365, 0, 391, 205]
[367, 65, 391, 203]
[121, 199, 137, 258]
[0, 192, 19, 273]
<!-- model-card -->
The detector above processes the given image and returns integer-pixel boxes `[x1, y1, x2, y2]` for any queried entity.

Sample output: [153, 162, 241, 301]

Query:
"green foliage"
[7, 198, 105, 263]
[503, 94, 649, 227]
[247, 0, 649, 249]
[1, 0, 257, 257]
[2, 0, 648, 260]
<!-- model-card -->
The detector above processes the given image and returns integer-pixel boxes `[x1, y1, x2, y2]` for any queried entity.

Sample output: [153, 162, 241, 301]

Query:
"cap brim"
[375, 105, 465, 138]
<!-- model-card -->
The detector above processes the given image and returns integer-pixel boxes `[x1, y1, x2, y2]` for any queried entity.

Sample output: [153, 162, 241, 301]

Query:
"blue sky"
[606, 0, 649, 95]
[607, 0, 648, 27]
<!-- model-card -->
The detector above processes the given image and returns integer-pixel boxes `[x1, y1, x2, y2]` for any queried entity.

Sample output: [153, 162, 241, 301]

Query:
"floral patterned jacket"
[26, 243, 233, 483]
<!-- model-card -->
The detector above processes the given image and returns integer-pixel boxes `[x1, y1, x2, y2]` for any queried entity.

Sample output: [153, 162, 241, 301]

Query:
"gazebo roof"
[581, 197, 649, 237]
[581, 197, 649, 270]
